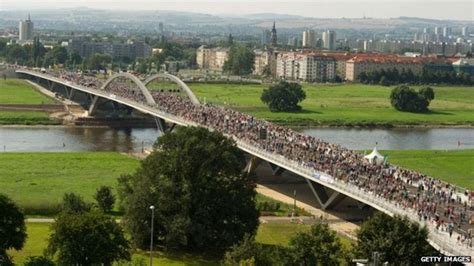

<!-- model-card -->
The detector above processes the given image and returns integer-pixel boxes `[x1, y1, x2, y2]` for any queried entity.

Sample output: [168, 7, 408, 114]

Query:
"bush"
[389, 85, 435, 112]
[61, 192, 91, 213]
[94, 186, 115, 212]
[261, 81, 306, 112]
[24, 256, 55, 266]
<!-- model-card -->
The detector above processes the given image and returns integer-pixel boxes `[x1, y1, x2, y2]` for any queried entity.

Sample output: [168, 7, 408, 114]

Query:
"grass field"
[1, 150, 472, 215]
[0, 152, 140, 215]
[9, 222, 353, 265]
[0, 111, 59, 125]
[0, 79, 54, 104]
[0, 79, 57, 124]
[188, 83, 474, 127]
[382, 149, 474, 190]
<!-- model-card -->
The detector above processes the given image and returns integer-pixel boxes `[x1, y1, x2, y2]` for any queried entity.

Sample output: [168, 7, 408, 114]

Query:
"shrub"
[94, 186, 115, 212]
[389, 85, 435, 112]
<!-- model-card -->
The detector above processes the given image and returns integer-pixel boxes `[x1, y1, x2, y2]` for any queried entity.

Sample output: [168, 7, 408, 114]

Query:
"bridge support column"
[268, 162, 286, 176]
[306, 179, 346, 210]
[88, 96, 99, 115]
[244, 156, 262, 174]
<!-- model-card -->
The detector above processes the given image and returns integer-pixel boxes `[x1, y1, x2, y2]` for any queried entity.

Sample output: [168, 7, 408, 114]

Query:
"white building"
[196, 45, 230, 71]
[276, 52, 336, 82]
[19, 14, 34, 42]
[253, 49, 270, 75]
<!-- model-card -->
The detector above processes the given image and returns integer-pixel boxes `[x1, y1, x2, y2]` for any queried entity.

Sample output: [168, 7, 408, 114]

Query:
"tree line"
[358, 67, 473, 86]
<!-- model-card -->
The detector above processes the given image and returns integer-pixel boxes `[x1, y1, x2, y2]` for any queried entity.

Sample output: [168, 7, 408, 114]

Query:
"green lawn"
[0, 152, 140, 215]
[189, 83, 474, 127]
[0, 79, 54, 104]
[382, 149, 474, 190]
[0, 79, 57, 124]
[9, 222, 352, 265]
[0, 111, 58, 125]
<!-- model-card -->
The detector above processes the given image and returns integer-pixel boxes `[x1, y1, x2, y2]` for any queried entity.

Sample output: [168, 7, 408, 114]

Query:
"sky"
[1, 0, 473, 21]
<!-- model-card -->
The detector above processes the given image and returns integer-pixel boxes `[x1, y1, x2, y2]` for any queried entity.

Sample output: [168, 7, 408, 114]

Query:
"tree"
[61, 192, 91, 213]
[389, 85, 434, 112]
[85, 53, 112, 70]
[354, 213, 435, 265]
[419, 86, 435, 101]
[223, 235, 291, 265]
[46, 211, 131, 265]
[261, 81, 306, 112]
[223, 45, 255, 75]
[24, 256, 55, 266]
[118, 127, 259, 252]
[288, 223, 343, 265]
[94, 186, 115, 212]
[0, 194, 27, 266]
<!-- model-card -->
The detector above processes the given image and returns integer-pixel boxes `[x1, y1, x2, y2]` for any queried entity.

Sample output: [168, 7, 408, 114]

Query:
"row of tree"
[358, 68, 473, 86]
[224, 212, 436, 265]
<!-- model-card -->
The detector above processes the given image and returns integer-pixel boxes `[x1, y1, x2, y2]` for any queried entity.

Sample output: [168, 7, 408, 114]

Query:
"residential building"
[443, 27, 452, 37]
[18, 14, 34, 42]
[452, 58, 474, 75]
[253, 49, 270, 75]
[196, 45, 229, 70]
[69, 38, 152, 59]
[276, 52, 336, 82]
[462, 26, 469, 37]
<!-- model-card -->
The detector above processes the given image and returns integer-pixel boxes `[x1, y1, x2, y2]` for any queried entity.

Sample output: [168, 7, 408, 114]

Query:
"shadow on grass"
[423, 110, 455, 116]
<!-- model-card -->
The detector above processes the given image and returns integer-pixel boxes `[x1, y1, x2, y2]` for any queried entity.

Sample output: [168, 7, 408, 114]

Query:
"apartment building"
[276, 52, 336, 82]
[196, 45, 230, 71]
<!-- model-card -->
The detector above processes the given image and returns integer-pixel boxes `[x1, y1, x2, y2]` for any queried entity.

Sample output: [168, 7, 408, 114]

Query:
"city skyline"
[1, 0, 473, 21]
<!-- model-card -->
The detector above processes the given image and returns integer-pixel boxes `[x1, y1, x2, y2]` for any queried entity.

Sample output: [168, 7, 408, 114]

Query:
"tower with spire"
[270, 21, 277, 47]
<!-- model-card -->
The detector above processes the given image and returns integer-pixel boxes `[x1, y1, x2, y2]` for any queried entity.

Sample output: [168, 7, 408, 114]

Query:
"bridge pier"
[244, 156, 262, 174]
[268, 162, 286, 176]
[88, 96, 100, 115]
[306, 179, 346, 210]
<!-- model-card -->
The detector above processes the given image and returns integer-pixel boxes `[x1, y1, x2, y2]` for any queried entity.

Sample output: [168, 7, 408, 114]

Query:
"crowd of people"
[22, 67, 473, 245]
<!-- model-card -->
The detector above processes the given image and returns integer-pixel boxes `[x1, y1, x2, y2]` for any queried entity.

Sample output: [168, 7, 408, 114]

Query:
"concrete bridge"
[16, 69, 473, 258]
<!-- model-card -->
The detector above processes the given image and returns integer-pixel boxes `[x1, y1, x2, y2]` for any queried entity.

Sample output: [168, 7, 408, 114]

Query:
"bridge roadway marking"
[16, 69, 473, 258]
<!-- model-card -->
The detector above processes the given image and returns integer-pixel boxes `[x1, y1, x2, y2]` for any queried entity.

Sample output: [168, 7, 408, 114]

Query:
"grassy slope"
[189, 83, 474, 126]
[0, 79, 56, 124]
[0, 152, 140, 213]
[382, 149, 474, 190]
[0, 79, 54, 104]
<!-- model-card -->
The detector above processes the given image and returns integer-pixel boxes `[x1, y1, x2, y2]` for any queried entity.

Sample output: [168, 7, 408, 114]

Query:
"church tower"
[270, 21, 277, 47]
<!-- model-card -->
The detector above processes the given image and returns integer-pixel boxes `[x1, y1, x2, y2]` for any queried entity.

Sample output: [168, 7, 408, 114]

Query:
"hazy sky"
[1, 0, 473, 20]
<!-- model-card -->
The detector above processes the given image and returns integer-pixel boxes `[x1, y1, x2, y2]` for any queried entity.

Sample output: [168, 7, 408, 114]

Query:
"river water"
[0, 126, 472, 152]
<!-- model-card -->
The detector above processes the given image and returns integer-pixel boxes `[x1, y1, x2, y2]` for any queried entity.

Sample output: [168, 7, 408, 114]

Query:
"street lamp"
[149, 205, 155, 266]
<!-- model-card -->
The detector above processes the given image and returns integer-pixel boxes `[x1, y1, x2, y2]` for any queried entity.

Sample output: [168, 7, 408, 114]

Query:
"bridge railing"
[235, 140, 473, 257]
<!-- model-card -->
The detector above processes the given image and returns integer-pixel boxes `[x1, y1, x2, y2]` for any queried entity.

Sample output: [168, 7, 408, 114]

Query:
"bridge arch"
[143, 73, 200, 105]
[101, 72, 156, 105]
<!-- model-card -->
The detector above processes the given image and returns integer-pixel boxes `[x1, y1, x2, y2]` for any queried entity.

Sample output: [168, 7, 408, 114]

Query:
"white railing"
[18, 69, 473, 257]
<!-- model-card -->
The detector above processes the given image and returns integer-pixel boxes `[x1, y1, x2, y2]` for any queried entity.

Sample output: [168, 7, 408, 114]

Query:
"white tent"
[364, 147, 385, 165]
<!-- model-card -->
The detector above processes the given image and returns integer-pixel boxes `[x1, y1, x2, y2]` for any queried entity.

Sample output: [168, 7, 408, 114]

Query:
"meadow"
[0, 79, 54, 104]
[382, 149, 474, 190]
[0, 79, 57, 124]
[188, 83, 474, 127]
[0, 152, 140, 215]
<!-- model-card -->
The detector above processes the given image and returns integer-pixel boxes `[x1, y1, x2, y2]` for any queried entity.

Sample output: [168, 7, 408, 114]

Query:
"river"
[1, 126, 472, 152]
